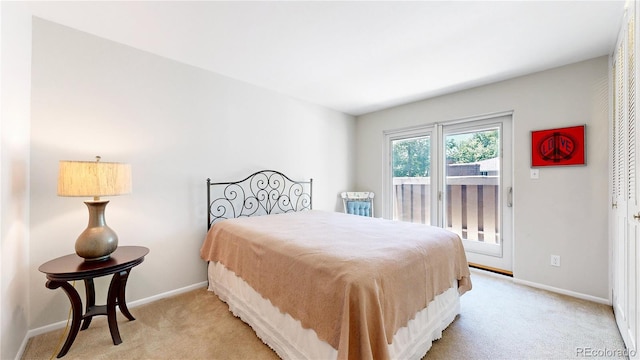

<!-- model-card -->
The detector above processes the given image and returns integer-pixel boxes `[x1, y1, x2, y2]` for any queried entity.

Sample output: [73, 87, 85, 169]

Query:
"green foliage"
[446, 130, 498, 164]
[392, 130, 498, 177]
[392, 137, 430, 177]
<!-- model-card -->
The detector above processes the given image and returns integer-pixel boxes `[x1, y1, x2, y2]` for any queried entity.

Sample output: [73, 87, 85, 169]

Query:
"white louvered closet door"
[612, 2, 639, 358]
[628, 9, 639, 357]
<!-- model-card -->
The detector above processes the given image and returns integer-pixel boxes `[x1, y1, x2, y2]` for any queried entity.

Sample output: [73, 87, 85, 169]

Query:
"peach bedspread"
[200, 210, 471, 360]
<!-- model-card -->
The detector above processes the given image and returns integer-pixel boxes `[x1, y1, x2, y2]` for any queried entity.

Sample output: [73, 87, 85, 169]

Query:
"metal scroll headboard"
[207, 170, 313, 229]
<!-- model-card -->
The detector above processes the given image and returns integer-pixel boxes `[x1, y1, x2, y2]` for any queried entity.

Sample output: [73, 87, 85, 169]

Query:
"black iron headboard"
[207, 170, 313, 229]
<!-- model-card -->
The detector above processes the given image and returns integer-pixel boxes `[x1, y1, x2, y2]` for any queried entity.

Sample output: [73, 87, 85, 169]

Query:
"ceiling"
[27, 1, 626, 116]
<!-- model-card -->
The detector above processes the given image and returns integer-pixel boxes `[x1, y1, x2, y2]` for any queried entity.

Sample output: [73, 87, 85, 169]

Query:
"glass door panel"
[444, 128, 500, 247]
[391, 135, 432, 225]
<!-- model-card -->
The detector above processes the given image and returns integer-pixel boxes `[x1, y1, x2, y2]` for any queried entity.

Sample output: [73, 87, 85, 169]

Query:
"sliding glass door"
[384, 113, 513, 272]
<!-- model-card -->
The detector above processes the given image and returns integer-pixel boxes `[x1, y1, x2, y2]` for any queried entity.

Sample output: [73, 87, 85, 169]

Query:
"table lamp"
[57, 156, 132, 261]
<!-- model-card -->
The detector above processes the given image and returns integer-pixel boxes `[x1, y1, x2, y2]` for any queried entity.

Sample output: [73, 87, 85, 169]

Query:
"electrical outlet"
[550, 255, 561, 267]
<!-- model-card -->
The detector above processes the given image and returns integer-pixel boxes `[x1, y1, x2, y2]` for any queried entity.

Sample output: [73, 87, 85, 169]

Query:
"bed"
[200, 170, 471, 360]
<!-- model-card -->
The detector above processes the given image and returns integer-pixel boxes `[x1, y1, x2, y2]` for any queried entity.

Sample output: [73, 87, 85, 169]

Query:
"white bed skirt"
[207, 261, 460, 360]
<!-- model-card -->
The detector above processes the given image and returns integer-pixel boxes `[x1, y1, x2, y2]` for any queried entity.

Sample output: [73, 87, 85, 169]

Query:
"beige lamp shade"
[58, 160, 132, 199]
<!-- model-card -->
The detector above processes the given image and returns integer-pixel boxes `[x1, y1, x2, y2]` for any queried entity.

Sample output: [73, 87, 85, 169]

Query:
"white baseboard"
[16, 281, 208, 360]
[126, 281, 208, 308]
[512, 277, 611, 305]
[470, 267, 611, 305]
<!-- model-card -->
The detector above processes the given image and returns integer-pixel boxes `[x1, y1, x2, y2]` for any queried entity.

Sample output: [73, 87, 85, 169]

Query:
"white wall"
[28, 18, 355, 330]
[1, 3, 32, 359]
[356, 57, 610, 300]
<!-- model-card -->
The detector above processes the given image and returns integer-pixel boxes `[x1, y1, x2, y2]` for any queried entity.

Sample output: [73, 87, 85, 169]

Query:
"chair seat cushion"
[346, 200, 371, 217]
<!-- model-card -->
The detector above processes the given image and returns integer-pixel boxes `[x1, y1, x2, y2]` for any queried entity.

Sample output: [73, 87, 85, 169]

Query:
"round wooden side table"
[39, 246, 149, 358]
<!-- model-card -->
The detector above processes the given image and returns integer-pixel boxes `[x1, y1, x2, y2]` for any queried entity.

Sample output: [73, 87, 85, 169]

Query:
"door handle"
[634, 213, 640, 220]
[507, 187, 513, 207]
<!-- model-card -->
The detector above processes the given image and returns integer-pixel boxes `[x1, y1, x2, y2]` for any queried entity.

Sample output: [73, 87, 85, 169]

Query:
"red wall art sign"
[531, 125, 585, 167]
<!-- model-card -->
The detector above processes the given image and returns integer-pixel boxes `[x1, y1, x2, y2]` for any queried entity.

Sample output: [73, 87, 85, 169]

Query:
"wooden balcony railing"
[393, 176, 500, 244]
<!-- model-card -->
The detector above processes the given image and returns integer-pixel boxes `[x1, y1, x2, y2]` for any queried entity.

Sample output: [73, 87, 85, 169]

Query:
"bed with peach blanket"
[200, 170, 471, 359]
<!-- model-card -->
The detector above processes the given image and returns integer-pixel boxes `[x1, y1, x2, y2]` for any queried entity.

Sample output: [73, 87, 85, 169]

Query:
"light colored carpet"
[22, 269, 626, 359]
